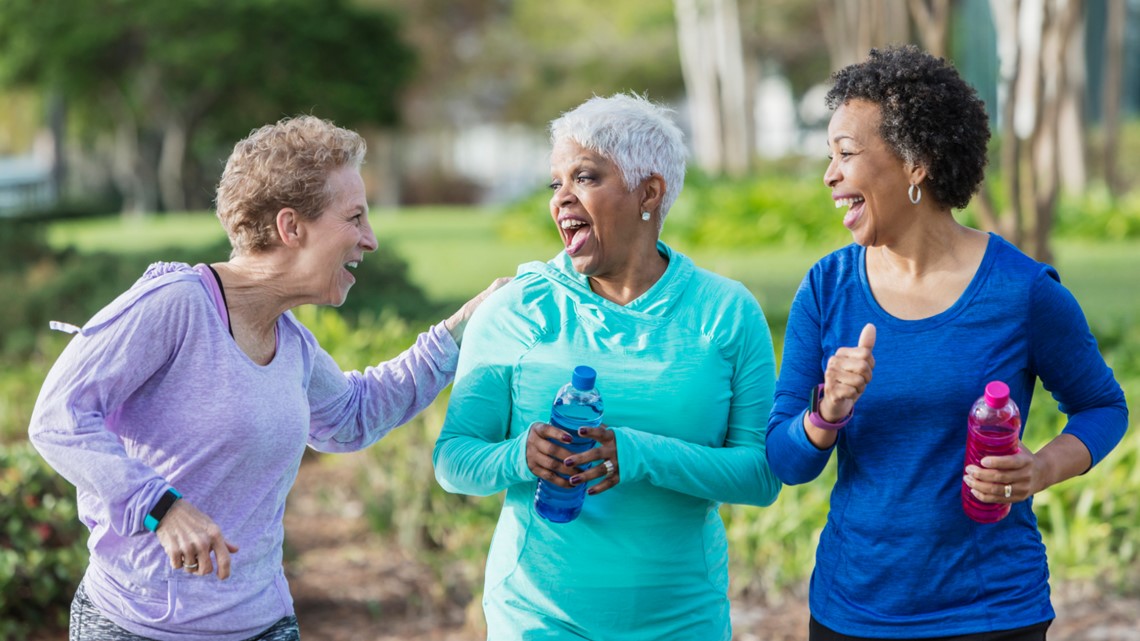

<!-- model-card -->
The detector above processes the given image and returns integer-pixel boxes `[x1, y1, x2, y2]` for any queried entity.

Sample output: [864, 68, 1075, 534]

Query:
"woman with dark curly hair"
[766, 46, 1127, 640]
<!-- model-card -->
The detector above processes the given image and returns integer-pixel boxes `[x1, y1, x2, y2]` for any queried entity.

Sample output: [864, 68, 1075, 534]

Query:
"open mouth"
[343, 259, 360, 283]
[835, 196, 866, 229]
[559, 217, 591, 255]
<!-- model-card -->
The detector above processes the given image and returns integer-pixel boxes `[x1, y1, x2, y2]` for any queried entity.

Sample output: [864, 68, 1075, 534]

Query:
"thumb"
[857, 323, 876, 350]
[226, 541, 240, 553]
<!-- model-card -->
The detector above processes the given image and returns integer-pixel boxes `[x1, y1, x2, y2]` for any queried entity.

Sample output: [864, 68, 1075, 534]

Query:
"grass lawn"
[44, 208, 1140, 328]
[46, 211, 228, 254]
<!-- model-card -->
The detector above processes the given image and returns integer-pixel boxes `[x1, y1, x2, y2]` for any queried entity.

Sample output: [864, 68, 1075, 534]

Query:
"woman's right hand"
[155, 500, 240, 580]
[807, 323, 876, 448]
[526, 422, 582, 488]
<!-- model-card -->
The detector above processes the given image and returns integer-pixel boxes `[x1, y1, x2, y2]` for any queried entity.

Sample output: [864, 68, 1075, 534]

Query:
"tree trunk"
[1102, 0, 1126, 196]
[676, 0, 724, 174]
[989, 0, 1082, 263]
[158, 117, 188, 213]
[1055, 3, 1086, 195]
[990, 0, 1023, 245]
[907, 0, 953, 57]
[46, 92, 67, 204]
[674, 0, 752, 176]
[713, 0, 751, 177]
[104, 82, 163, 216]
[820, 0, 911, 73]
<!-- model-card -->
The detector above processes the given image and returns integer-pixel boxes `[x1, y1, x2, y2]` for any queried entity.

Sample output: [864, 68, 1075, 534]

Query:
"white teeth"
[346, 261, 359, 269]
[560, 219, 586, 230]
[834, 197, 865, 209]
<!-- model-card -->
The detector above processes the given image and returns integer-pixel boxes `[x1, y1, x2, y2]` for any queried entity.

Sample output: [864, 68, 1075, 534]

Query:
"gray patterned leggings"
[69, 580, 300, 641]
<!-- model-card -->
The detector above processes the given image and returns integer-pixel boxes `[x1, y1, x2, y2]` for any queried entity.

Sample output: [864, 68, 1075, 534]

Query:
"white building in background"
[452, 123, 550, 204]
[0, 153, 54, 217]
[428, 70, 824, 206]
[754, 73, 798, 159]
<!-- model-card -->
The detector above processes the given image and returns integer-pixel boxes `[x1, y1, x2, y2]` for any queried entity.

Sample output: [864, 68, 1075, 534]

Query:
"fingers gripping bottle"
[534, 365, 603, 523]
[962, 381, 1022, 523]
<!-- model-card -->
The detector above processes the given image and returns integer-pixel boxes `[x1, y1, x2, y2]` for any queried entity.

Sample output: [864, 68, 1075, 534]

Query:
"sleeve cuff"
[513, 428, 532, 483]
[792, 411, 837, 455]
[610, 426, 645, 484]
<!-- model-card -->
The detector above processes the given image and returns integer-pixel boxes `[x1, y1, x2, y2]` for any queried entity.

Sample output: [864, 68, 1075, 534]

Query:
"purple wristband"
[808, 383, 852, 430]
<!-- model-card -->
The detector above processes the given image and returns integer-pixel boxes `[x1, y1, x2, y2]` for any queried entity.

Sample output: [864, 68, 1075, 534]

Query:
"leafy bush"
[298, 307, 501, 613]
[497, 169, 1140, 258]
[667, 170, 847, 249]
[1053, 186, 1140, 241]
[0, 442, 88, 640]
[1031, 319, 1140, 590]
[496, 169, 858, 252]
[0, 337, 68, 444]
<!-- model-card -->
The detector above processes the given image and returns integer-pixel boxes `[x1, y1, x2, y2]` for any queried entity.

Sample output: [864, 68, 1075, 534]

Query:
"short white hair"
[549, 93, 686, 225]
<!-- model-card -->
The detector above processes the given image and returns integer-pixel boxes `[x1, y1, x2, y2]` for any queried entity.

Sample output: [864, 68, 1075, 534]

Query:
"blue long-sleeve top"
[434, 242, 780, 640]
[766, 234, 1128, 638]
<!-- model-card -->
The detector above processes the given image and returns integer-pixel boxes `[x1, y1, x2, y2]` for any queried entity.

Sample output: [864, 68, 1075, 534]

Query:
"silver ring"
[184, 562, 199, 570]
[602, 459, 615, 478]
[1004, 484, 1012, 499]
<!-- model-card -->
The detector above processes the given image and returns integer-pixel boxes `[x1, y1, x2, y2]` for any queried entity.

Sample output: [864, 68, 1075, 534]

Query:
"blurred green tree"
[366, 0, 683, 127]
[0, 0, 415, 215]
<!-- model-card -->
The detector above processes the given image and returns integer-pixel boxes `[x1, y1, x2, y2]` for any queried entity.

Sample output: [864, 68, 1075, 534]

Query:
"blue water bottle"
[534, 365, 604, 523]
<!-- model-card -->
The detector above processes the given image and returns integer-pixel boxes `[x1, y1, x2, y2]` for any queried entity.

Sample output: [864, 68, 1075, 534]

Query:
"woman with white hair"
[433, 93, 781, 640]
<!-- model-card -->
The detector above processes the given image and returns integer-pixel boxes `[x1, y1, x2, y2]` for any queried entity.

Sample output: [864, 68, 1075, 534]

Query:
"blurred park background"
[2, 0, 1140, 639]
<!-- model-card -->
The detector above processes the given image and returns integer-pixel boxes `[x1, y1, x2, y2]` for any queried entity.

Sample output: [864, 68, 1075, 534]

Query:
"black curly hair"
[825, 45, 991, 210]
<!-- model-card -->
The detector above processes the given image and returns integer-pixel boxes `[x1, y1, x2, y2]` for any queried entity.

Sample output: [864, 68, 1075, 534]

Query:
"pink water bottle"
[962, 381, 1021, 523]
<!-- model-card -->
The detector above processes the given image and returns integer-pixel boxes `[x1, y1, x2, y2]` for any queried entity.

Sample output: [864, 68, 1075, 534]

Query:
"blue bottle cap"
[571, 365, 596, 391]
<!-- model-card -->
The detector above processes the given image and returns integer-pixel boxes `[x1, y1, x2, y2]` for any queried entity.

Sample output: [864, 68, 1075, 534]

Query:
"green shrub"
[667, 171, 847, 249]
[496, 169, 857, 252]
[497, 168, 1140, 258]
[0, 336, 68, 444]
[0, 442, 88, 640]
[1054, 185, 1140, 241]
[299, 308, 501, 607]
[1030, 319, 1140, 590]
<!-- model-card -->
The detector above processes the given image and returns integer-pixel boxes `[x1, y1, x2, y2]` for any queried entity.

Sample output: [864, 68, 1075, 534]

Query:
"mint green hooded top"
[433, 242, 780, 640]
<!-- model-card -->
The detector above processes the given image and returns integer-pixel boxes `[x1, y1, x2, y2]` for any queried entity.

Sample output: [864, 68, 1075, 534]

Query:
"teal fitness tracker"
[144, 488, 183, 532]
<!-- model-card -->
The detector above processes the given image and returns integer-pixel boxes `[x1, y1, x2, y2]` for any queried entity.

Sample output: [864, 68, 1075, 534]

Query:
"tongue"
[567, 226, 590, 255]
[843, 201, 865, 229]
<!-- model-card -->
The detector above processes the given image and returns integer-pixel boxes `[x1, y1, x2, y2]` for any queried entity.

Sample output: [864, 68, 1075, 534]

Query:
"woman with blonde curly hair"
[30, 115, 504, 641]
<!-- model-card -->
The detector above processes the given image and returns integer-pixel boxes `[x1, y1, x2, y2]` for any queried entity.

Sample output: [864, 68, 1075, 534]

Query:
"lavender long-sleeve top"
[29, 262, 458, 641]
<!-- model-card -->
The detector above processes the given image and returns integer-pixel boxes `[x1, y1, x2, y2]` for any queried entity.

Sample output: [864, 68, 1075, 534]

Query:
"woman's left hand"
[445, 277, 512, 346]
[564, 425, 620, 496]
[963, 440, 1044, 503]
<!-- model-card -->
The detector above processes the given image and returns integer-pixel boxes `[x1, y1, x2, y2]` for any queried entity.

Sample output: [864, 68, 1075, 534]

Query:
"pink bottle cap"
[983, 381, 1010, 408]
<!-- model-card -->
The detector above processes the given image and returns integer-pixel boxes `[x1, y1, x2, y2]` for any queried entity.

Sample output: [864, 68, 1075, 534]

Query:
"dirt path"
[286, 454, 1140, 641]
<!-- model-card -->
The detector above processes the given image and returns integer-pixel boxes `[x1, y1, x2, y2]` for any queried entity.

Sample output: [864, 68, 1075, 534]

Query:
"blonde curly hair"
[215, 116, 366, 254]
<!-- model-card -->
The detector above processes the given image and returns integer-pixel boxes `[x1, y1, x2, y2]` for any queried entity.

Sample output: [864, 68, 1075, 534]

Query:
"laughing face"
[297, 165, 377, 307]
[548, 138, 647, 278]
[824, 99, 917, 246]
